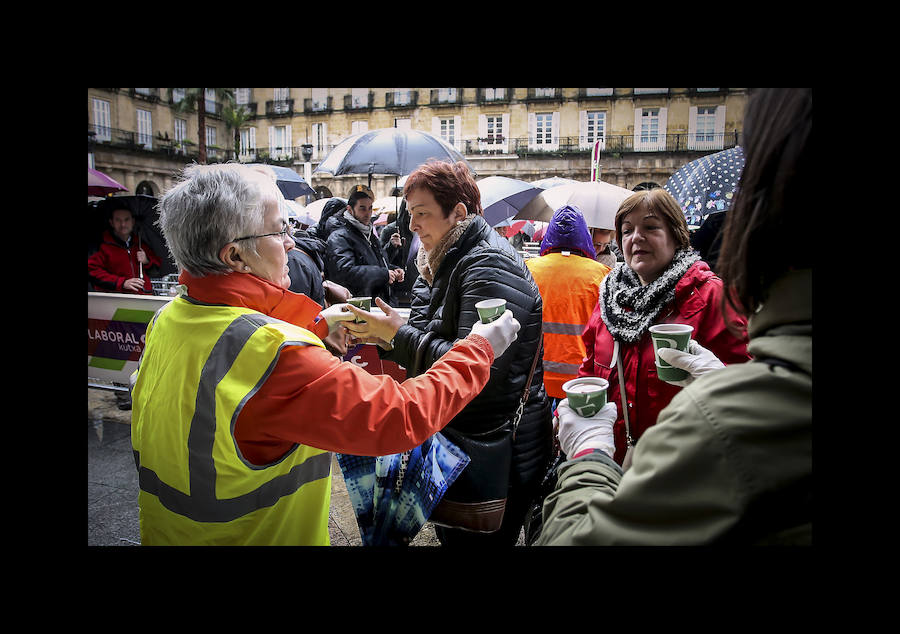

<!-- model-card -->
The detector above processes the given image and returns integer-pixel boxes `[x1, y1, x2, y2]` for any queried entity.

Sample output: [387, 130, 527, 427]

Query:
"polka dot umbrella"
[663, 146, 745, 229]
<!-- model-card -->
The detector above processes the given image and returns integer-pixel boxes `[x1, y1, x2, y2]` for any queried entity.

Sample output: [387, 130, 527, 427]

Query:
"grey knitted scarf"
[599, 248, 700, 344]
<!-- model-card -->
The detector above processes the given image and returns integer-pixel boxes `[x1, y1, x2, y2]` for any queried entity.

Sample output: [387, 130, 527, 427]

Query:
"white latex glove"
[656, 338, 725, 387]
[555, 399, 617, 458]
[319, 303, 357, 333]
[469, 309, 520, 359]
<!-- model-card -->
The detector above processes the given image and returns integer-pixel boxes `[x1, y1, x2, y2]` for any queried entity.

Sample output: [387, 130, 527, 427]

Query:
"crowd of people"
[92, 87, 812, 546]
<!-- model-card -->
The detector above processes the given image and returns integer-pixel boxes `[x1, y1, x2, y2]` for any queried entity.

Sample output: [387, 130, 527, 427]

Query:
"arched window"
[135, 181, 157, 196]
[633, 182, 660, 191]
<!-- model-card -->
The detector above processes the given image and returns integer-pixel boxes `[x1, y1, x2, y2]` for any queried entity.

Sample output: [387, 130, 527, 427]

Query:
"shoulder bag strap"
[513, 331, 543, 438]
[614, 341, 634, 449]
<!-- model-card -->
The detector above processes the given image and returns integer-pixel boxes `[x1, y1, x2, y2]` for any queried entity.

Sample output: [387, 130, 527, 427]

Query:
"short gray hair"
[157, 163, 270, 276]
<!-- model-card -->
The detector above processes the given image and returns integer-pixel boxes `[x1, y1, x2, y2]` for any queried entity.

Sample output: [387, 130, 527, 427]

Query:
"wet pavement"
[88, 388, 523, 546]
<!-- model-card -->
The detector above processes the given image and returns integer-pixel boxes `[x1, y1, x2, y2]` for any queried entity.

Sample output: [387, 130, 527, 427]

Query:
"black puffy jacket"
[325, 215, 395, 303]
[384, 215, 552, 489]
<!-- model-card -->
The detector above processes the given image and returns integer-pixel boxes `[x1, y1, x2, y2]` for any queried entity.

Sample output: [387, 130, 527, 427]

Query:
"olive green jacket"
[536, 269, 812, 545]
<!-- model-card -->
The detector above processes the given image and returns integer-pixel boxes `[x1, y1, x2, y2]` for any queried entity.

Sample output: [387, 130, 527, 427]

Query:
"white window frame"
[529, 111, 559, 150]
[239, 127, 257, 160]
[204, 88, 216, 114]
[432, 115, 462, 150]
[394, 118, 411, 129]
[437, 88, 457, 103]
[634, 107, 667, 151]
[351, 88, 368, 109]
[311, 88, 328, 111]
[174, 117, 187, 153]
[206, 126, 217, 158]
[235, 88, 250, 105]
[92, 98, 111, 142]
[580, 110, 606, 150]
[483, 88, 506, 101]
[172, 88, 185, 103]
[393, 89, 411, 106]
[688, 105, 726, 151]
[585, 87, 614, 97]
[273, 88, 290, 114]
[534, 88, 555, 98]
[478, 113, 509, 153]
[351, 120, 369, 135]
[311, 122, 327, 159]
[137, 108, 153, 149]
[269, 124, 292, 160]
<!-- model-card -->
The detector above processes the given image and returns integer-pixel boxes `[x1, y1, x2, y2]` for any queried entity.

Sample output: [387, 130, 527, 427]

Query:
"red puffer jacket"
[88, 230, 161, 294]
[578, 260, 751, 464]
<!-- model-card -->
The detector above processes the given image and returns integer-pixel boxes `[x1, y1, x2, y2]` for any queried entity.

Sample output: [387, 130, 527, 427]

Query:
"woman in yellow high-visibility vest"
[130, 163, 521, 545]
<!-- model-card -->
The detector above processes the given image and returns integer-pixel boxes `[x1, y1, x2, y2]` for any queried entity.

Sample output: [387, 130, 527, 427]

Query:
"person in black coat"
[341, 161, 552, 546]
[325, 187, 404, 304]
[378, 199, 419, 307]
[307, 197, 348, 243]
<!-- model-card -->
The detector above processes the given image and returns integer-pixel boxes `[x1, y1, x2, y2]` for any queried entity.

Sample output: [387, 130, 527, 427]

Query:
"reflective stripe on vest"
[134, 310, 331, 524]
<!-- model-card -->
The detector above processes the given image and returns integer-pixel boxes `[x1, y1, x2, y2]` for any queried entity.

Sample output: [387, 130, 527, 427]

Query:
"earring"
[456, 220, 463, 226]
[244, 265, 251, 271]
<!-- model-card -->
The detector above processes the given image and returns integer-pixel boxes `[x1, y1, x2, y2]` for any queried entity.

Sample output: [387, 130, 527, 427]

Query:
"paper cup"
[649, 324, 694, 382]
[475, 298, 507, 324]
[347, 296, 371, 323]
[561, 377, 609, 418]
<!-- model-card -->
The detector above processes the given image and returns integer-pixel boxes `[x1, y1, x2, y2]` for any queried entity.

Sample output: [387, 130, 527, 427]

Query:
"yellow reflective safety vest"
[526, 252, 610, 399]
[130, 294, 333, 545]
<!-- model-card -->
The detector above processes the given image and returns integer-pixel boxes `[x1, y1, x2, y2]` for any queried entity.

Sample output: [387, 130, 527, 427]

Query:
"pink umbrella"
[532, 224, 547, 242]
[88, 168, 128, 196]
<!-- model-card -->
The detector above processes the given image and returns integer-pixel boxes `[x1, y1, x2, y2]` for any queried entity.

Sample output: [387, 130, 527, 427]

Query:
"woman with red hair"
[344, 160, 552, 546]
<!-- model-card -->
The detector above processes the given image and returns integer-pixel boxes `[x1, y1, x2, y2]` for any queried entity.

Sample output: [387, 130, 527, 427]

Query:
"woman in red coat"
[578, 188, 750, 466]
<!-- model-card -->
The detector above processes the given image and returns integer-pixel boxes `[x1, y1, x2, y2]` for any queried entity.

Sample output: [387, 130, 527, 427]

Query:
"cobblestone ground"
[88, 388, 522, 546]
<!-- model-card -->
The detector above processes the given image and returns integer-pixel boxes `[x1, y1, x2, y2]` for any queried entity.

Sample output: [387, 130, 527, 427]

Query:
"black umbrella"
[90, 194, 177, 276]
[663, 146, 745, 228]
[314, 127, 472, 187]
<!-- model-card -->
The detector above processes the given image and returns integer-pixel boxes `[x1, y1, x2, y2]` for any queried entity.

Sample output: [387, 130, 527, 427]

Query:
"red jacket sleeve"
[234, 334, 495, 463]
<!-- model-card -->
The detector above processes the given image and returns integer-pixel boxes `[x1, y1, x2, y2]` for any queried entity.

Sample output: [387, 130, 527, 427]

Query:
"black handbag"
[428, 332, 543, 533]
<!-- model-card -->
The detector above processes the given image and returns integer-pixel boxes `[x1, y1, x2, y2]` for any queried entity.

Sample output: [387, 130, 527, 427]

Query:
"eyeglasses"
[231, 223, 290, 243]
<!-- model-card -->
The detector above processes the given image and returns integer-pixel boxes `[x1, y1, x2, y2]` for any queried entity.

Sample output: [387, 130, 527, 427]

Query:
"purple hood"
[539, 205, 596, 259]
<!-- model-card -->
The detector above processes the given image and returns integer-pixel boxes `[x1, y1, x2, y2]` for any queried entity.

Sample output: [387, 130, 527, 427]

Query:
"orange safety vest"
[526, 252, 610, 399]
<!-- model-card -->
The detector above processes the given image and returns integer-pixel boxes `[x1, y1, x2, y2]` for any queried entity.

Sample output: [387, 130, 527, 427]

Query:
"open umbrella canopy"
[477, 176, 544, 226]
[88, 168, 128, 196]
[663, 146, 745, 228]
[531, 175, 580, 190]
[372, 195, 403, 214]
[301, 197, 347, 223]
[516, 180, 633, 229]
[245, 163, 316, 200]
[314, 128, 471, 184]
[284, 200, 316, 226]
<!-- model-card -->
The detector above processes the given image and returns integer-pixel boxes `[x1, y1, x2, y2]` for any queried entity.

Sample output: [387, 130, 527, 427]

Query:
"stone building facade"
[88, 87, 749, 203]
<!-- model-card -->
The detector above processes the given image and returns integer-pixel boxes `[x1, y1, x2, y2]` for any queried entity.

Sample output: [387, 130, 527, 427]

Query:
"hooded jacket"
[536, 268, 811, 545]
[384, 214, 552, 489]
[579, 260, 750, 464]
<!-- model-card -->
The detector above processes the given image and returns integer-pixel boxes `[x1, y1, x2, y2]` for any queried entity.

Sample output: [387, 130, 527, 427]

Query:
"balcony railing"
[90, 126, 741, 167]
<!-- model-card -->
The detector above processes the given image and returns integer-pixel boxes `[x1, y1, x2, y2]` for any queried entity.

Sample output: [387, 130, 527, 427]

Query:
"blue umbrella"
[477, 176, 544, 227]
[314, 128, 472, 187]
[664, 146, 745, 228]
[336, 432, 470, 546]
[246, 163, 316, 200]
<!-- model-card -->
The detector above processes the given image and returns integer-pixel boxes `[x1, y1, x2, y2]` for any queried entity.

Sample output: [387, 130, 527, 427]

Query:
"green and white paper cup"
[649, 324, 694, 382]
[561, 377, 609, 418]
[475, 298, 506, 324]
[347, 296, 371, 323]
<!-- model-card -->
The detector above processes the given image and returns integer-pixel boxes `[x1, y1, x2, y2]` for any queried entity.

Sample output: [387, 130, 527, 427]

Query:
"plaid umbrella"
[663, 146, 745, 228]
[336, 432, 470, 546]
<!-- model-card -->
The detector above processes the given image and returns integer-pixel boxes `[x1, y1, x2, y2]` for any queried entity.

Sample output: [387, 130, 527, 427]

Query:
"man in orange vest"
[526, 205, 611, 404]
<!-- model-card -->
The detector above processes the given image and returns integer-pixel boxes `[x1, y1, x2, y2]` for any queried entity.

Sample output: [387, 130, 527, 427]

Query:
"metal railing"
[90, 125, 741, 164]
